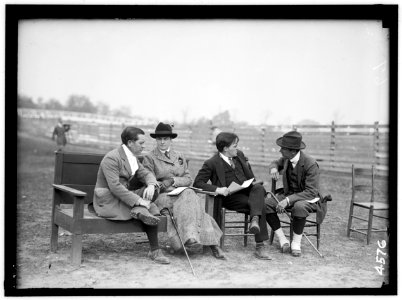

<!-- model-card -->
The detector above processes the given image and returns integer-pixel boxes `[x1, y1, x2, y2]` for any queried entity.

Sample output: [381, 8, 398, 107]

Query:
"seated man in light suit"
[194, 132, 271, 260]
[266, 131, 326, 257]
[93, 126, 170, 264]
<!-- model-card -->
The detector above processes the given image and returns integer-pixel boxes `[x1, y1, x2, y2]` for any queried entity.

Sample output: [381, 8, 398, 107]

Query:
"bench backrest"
[54, 151, 105, 204]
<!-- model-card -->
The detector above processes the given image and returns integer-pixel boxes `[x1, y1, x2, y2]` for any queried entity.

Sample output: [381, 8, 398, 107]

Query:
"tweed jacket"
[268, 151, 327, 223]
[93, 145, 158, 220]
[193, 150, 254, 192]
[142, 148, 192, 189]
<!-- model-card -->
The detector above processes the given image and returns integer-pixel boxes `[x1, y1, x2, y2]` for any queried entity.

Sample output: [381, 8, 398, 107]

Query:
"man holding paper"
[194, 132, 271, 260]
[266, 131, 326, 257]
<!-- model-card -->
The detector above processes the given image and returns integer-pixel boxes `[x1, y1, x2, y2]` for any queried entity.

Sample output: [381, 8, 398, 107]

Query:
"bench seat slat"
[56, 208, 167, 234]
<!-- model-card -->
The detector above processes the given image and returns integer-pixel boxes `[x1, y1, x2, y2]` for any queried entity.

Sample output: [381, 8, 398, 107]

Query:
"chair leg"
[316, 224, 321, 250]
[367, 207, 374, 245]
[243, 214, 248, 247]
[50, 222, 59, 252]
[347, 203, 354, 237]
[269, 228, 275, 245]
[220, 208, 226, 250]
[71, 233, 83, 266]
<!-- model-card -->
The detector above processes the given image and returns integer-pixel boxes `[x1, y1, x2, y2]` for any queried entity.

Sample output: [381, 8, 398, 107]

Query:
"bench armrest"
[53, 184, 87, 197]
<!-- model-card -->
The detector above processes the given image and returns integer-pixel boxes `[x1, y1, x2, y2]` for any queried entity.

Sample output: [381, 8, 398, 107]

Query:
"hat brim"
[150, 133, 177, 139]
[276, 137, 306, 150]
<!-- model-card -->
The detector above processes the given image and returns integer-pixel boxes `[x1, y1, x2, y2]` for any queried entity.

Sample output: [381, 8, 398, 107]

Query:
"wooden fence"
[18, 108, 389, 176]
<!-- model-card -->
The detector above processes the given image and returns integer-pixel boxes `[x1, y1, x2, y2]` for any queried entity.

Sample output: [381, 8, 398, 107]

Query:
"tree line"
[17, 94, 133, 118]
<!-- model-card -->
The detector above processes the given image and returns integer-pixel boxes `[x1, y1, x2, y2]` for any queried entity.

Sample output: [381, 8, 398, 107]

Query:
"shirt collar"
[290, 151, 300, 167]
[219, 152, 232, 166]
[122, 144, 139, 175]
[159, 148, 170, 155]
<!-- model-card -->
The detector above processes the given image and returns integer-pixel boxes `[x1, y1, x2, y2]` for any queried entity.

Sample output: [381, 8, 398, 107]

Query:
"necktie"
[229, 157, 235, 169]
[165, 151, 170, 159]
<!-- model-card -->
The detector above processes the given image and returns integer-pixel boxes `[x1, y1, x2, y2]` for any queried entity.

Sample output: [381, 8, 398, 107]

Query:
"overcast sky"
[18, 19, 389, 125]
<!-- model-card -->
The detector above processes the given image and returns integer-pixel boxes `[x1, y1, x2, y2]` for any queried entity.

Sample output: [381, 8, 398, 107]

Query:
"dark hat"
[150, 122, 177, 139]
[276, 131, 306, 150]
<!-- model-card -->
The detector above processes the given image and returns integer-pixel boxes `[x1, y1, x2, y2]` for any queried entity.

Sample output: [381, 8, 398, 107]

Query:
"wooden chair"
[204, 193, 254, 250]
[346, 164, 388, 244]
[268, 178, 322, 249]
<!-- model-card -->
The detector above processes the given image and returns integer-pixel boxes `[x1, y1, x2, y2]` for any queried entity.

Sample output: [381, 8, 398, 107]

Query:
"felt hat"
[276, 131, 306, 150]
[150, 122, 177, 139]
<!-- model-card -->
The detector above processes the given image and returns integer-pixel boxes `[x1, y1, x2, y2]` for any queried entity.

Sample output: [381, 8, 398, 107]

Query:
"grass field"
[14, 130, 392, 293]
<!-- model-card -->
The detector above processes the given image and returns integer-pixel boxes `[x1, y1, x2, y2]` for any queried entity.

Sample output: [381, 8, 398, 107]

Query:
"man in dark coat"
[266, 131, 326, 257]
[194, 132, 271, 260]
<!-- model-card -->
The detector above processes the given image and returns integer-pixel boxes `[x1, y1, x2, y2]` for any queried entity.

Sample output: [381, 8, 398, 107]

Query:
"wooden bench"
[50, 151, 167, 266]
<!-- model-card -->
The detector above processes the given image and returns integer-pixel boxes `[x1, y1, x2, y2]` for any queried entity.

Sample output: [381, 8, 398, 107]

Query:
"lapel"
[282, 158, 290, 192]
[214, 154, 226, 187]
[296, 151, 305, 185]
[152, 148, 174, 165]
[118, 145, 132, 176]
[236, 155, 253, 179]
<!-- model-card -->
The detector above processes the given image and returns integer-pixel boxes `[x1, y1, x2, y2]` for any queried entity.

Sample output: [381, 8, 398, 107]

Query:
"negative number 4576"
[375, 240, 387, 275]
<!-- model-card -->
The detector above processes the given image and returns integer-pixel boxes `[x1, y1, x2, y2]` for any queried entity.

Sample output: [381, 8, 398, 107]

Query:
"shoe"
[281, 242, 290, 253]
[131, 207, 160, 226]
[249, 216, 260, 235]
[291, 248, 301, 257]
[184, 239, 203, 252]
[147, 249, 170, 264]
[210, 245, 226, 260]
[254, 246, 272, 260]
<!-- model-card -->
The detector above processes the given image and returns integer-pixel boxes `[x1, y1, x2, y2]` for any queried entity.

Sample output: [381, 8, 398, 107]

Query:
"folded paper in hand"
[167, 186, 216, 196]
[306, 197, 320, 203]
[227, 178, 254, 194]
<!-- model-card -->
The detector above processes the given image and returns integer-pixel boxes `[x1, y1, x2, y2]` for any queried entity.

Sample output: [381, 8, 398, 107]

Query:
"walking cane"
[266, 191, 324, 258]
[160, 207, 198, 278]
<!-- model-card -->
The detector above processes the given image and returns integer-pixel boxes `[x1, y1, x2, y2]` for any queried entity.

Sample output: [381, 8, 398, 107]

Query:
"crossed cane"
[160, 207, 198, 277]
[265, 191, 324, 258]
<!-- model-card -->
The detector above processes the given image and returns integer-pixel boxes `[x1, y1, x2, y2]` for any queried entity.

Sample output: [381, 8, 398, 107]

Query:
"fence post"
[374, 121, 380, 169]
[261, 127, 266, 165]
[330, 121, 336, 170]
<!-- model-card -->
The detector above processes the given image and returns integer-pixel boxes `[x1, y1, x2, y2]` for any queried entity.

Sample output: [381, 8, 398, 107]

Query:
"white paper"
[306, 197, 320, 203]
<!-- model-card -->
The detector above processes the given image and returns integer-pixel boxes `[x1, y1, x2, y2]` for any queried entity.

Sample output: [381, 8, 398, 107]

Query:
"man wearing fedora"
[266, 131, 325, 257]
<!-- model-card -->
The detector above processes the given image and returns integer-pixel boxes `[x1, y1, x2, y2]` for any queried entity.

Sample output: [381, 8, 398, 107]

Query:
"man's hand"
[270, 167, 280, 181]
[142, 185, 155, 201]
[216, 187, 230, 196]
[138, 198, 151, 209]
[276, 199, 288, 213]
[161, 178, 174, 188]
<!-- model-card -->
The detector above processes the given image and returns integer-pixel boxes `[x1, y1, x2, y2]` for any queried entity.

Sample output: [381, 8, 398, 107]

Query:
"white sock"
[291, 233, 302, 250]
[275, 228, 289, 247]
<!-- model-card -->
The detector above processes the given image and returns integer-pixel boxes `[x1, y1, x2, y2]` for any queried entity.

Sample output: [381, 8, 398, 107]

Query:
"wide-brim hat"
[276, 131, 306, 150]
[150, 122, 177, 139]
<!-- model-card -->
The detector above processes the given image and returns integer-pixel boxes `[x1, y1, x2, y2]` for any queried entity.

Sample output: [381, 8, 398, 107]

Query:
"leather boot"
[147, 249, 170, 264]
[131, 206, 160, 226]
[254, 244, 272, 260]
[249, 216, 260, 235]
[210, 245, 226, 260]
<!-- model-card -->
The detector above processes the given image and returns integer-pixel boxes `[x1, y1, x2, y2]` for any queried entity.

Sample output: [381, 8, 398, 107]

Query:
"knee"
[251, 184, 266, 197]
[291, 201, 307, 216]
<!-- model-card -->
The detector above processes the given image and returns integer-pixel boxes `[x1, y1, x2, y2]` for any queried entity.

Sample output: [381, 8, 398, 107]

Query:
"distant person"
[266, 131, 327, 257]
[92, 126, 170, 264]
[142, 122, 225, 259]
[194, 132, 272, 260]
[52, 118, 70, 151]
[209, 125, 222, 146]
